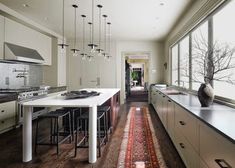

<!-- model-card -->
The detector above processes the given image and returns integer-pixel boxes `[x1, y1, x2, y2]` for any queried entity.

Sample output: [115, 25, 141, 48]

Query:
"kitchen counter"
[155, 86, 235, 144]
[0, 93, 18, 103]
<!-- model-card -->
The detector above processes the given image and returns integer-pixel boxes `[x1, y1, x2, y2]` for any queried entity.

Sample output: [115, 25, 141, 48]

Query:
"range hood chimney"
[4, 42, 44, 64]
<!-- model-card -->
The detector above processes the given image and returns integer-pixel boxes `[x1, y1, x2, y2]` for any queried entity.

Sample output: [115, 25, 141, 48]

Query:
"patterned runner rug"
[117, 107, 166, 168]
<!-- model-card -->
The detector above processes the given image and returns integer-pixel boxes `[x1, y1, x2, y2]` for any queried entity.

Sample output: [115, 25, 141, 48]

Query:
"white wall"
[116, 41, 164, 103]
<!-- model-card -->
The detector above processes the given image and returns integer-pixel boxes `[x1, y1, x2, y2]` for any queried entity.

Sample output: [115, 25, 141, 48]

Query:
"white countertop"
[22, 88, 120, 107]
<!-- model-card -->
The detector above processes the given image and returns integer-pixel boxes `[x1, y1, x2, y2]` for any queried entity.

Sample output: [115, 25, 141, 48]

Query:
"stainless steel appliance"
[17, 89, 48, 124]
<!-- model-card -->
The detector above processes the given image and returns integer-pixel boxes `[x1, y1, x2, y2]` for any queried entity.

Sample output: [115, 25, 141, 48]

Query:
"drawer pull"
[215, 159, 232, 168]
[179, 143, 185, 149]
[168, 100, 171, 102]
[1, 121, 4, 124]
[1, 110, 5, 113]
[163, 95, 166, 98]
[179, 121, 186, 125]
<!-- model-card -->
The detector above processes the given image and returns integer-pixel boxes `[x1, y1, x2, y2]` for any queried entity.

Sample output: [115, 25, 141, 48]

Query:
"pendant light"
[71, 4, 79, 57]
[102, 15, 108, 58]
[87, 22, 94, 61]
[80, 15, 87, 60]
[88, 0, 97, 53]
[106, 22, 112, 61]
[58, 0, 69, 53]
[96, 5, 103, 56]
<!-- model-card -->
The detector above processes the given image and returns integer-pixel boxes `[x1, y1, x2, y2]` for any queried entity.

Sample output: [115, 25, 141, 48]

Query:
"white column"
[23, 106, 32, 162]
[89, 105, 97, 163]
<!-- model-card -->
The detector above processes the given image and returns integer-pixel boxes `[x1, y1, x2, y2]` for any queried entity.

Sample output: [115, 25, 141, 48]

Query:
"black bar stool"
[35, 109, 72, 155]
[74, 106, 110, 157]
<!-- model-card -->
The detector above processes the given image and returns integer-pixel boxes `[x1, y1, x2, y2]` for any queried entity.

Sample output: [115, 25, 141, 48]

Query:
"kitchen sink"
[164, 90, 187, 95]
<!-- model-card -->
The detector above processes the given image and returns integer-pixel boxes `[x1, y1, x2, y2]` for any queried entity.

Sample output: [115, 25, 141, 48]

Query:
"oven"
[17, 89, 48, 124]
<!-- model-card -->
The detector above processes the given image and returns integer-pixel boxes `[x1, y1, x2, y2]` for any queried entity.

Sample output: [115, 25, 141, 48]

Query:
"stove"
[14, 88, 49, 124]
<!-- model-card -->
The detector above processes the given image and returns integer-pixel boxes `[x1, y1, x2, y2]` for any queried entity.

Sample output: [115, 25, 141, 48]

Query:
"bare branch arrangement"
[187, 32, 235, 86]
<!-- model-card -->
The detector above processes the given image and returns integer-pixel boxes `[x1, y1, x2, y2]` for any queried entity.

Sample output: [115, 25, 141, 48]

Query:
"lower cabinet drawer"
[0, 117, 16, 132]
[175, 104, 199, 152]
[0, 101, 16, 120]
[174, 129, 199, 168]
[199, 123, 235, 168]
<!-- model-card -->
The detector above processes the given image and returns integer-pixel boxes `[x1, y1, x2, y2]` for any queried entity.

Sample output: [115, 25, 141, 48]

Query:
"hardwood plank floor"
[0, 102, 185, 168]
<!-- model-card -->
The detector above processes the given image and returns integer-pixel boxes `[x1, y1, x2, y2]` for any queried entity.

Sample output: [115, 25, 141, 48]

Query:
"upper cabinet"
[4, 18, 52, 65]
[0, 15, 4, 60]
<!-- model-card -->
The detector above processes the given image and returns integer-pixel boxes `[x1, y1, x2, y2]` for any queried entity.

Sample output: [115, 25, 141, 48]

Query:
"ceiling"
[0, 0, 191, 42]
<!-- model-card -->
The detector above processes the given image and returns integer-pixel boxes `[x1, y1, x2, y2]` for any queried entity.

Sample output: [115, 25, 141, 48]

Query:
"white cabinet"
[199, 122, 235, 168]
[0, 15, 4, 60]
[4, 18, 52, 65]
[57, 39, 66, 86]
[0, 101, 16, 133]
[167, 99, 175, 140]
[43, 38, 66, 87]
[174, 129, 200, 168]
[175, 104, 199, 152]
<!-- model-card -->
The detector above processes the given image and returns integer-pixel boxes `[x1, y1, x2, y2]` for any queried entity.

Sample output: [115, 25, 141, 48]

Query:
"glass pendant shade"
[102, 15, 108, 58]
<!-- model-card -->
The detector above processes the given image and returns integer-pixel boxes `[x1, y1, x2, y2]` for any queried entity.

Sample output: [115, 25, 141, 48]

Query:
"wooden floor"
[0, 102, 185, 168]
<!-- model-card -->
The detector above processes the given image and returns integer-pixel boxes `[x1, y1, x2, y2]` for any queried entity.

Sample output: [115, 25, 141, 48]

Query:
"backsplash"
[0, 62, 43, 89]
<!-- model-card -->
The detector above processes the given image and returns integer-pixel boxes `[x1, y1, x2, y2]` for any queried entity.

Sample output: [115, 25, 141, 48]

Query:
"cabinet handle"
[215, 159, 232, 168]
[168, 100, 171, 102]
[163, 95, 166, 98]
[1, 110, 5, 113]
[1, 121, 4, 124]
[179, 143, 185, 149]
[179, 121, 186, 125]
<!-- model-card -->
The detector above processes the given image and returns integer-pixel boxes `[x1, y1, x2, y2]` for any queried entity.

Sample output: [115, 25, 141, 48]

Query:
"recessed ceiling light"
[22, 4, 29, 7]
[160, 2, 164, 6]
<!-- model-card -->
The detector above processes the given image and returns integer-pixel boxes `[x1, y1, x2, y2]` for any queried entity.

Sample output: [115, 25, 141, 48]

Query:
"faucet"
[175, 80, 186, 91]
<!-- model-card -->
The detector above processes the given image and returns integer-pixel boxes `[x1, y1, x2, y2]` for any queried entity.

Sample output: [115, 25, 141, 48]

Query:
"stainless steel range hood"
[4, 42, 44, 64]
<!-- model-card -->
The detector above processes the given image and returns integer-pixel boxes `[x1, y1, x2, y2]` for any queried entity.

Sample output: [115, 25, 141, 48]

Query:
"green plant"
[131, 71, 139, 81]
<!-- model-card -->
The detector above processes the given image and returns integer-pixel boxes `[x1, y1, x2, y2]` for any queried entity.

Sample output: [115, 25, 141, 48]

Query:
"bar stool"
[98, 106, 111, 141]
[74, 107, 109, 157]
[35, 109, 72, 155]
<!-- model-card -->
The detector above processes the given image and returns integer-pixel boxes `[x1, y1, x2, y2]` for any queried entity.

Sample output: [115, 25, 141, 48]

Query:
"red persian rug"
[117, 107, 166, 168]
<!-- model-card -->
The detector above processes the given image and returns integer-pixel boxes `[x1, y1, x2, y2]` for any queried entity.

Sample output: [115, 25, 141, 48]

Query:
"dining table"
[21, 88, 120, 163]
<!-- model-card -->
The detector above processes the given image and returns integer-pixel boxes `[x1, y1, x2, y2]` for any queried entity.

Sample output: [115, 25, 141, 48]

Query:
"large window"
[171, 44, 178, 85]
[191, 21, 208, 90]
[171, 1, 235, 102]
[213, 0, 235, 100]
[179, 36, 190, 89]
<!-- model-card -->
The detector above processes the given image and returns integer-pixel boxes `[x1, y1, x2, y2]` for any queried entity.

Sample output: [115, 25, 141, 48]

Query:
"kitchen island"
[22, 88, 120, 163]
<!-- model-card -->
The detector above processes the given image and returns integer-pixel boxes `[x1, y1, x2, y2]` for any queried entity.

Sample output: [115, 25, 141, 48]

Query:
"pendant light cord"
[62, 0, 65, 45]
[103, 16, 107, 51]
[74, 6, 77, 49]
[98, 6, 102, 47]
[82, 16, 85, 52]
[92, 0, 94, 44]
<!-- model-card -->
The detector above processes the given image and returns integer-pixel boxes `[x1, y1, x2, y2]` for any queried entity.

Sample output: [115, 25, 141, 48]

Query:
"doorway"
[125, 53, 149, 102]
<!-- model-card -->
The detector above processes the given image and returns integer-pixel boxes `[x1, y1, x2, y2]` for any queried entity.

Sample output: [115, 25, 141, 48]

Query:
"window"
[171, 44, 178, 85]
[179, 36, 190, 89]
[191, 21, 208, 90]
[213, 1, 235, 100]
[170, 1, 235, 102]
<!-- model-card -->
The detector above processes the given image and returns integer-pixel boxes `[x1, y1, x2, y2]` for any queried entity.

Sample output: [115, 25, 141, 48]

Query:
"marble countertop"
[154, 86, 235, 144]
[23, 88, 120, 107]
